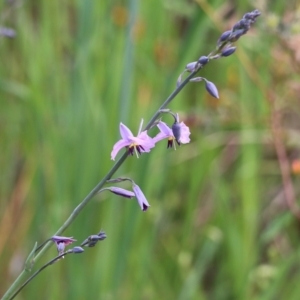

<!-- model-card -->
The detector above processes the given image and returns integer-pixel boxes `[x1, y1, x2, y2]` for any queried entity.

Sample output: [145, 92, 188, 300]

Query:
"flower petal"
[178, 122, 191, 144]
[153, 121, 173, 143]
[108, 187, 135, 198]
[119, 123, 134, 141]
[111, 139, 130, 160]
[132, 184, 150, 211]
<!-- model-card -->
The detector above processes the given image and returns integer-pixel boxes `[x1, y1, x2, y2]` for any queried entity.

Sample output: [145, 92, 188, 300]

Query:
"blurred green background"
[1, 0, 300, 299]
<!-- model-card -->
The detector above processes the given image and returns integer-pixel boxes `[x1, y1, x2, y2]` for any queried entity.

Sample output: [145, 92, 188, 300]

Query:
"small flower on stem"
[132, 183, 150, 211]
[111, 120, 155, 160]
[153, 117, 190, 148]
[51, 236, 77, 255]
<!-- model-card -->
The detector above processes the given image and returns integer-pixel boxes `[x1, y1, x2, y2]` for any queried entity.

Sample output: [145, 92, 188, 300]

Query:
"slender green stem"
[2, 9, 261, 297]
[9, 251, 72, 300]
[2, 68, 198, 300]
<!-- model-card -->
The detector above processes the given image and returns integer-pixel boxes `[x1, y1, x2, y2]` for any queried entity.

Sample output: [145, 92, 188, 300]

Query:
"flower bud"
[185, 62, 197, 72]
[228, 29, 246, 42]
[221, 47, 236, 57]
[171, 122, 181, 145]
[72, 246, 84, 254]
[198, 56, 209, 65]
[204, 79, 219, 99]
[218, 30, 232, 43]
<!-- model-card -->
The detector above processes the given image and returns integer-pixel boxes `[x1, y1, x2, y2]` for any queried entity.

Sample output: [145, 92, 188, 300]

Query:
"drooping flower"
[132, 183, 150, 211]
[51, 236, 77, 255]
[111, 121, 155, 160]
[153, 119, 190, 148]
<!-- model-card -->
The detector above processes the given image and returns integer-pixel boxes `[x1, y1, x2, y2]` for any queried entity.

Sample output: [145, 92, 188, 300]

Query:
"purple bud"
[229, 29, 246, 42]
[218, 30, 232, 43]
[107, 187, 135, 198]
[89, 235, 101, 242]
[243, 12, 252, 19]
[204, 79, 219, 99]
[221, 46, 236, 57]
[72, 246, 84, 253]
[185, 62, 197, 72]
[97, 231, 107, 240]
[198, 56, 209, 65]
[171, 122, 181, 145]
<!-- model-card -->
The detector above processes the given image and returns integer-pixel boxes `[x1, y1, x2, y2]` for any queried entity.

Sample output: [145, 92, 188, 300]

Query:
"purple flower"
[107, 187, 135, 198]
[153, 120, 190, 147]
[132, 184, 150, 211]
[51, 236, 77, 255]
[111, 122, 155, 160]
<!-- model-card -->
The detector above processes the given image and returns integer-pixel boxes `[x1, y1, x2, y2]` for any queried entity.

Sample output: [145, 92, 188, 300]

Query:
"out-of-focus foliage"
[1, 0, 300, 299]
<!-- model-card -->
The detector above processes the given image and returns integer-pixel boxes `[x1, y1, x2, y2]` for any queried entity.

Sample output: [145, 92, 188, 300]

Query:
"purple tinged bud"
[243, 12, 251, 19]
[221, 46, 236, 57]
[229, 29, 246, 42]
[72, 246, 84, 254]
[97, 231, 107, 240]
[107, 187, 135, 198]
[185, 62, 197, 72]
[204, 79, 219, 99]
[171, 122, 181, 145]
[89, 235, 101, 242]
[218, 30, 232, 42]
[198, 56, 209, 65]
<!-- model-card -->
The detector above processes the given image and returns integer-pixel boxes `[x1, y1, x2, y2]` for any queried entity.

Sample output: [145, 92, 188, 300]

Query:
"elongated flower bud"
[198, 56, 209, 66]
[204, 79, 219, 99]
[221, 47, 236, 57]
[185, 62, 197, 72]
[72, 246, 84, 254]
[171, 121, 181, 145]
[107, 187, 135, 198]
[218, 30, 232, 43]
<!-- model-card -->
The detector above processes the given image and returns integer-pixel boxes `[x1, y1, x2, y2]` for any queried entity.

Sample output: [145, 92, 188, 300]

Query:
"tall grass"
[1, 0, 300, 299]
